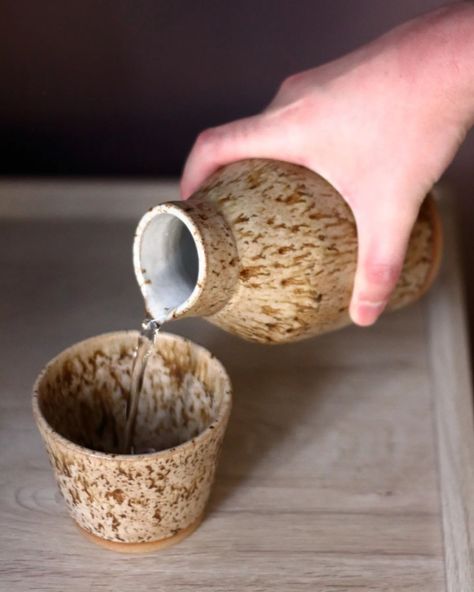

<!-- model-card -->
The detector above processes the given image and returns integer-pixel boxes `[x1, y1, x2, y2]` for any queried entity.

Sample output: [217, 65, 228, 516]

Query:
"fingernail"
[352, 300, 386, 326]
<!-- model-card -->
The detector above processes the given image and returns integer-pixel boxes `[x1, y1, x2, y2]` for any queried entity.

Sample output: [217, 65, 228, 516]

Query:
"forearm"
[364, 2, 474, 130]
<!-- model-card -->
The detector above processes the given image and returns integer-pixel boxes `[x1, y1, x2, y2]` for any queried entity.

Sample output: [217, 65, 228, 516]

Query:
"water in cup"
[122, 317, 165, 454]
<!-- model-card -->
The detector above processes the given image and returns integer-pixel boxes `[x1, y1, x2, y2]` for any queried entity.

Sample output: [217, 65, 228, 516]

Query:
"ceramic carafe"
[133, 159, 442, 343]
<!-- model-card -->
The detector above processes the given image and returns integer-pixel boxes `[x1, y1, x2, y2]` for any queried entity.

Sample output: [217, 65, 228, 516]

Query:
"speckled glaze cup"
[32, 331, 232, 553]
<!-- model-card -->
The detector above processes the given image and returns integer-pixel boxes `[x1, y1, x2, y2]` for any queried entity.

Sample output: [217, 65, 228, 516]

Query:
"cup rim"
[32, 330, 232, 462]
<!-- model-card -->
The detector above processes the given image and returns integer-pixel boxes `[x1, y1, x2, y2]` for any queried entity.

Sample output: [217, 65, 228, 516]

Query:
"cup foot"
[76, 515, 203, 553]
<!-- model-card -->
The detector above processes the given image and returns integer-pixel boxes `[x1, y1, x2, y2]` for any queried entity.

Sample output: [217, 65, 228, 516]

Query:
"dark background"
[2, 0, 474, 314]
[1, 0, 463, 177]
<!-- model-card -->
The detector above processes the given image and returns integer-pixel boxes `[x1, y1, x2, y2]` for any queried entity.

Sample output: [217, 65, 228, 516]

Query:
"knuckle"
[364, 262, 401, 289]
[195, 127, 221, 150]
[279, 72, 304, 92]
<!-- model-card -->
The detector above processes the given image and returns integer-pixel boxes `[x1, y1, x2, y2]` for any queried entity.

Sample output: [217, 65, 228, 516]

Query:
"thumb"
[180, 114, 300, 199]
[349, 202, 418, 326]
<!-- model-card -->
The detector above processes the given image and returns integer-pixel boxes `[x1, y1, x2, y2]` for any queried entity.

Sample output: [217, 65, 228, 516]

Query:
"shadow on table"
[192, 326, 349, 515]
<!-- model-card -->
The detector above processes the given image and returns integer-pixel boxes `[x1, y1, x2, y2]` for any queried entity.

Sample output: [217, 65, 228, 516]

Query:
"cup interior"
[34, 332, 231, 455]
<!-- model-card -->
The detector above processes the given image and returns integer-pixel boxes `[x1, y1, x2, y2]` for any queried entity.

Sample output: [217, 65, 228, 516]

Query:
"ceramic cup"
[32, 331, 232, 553]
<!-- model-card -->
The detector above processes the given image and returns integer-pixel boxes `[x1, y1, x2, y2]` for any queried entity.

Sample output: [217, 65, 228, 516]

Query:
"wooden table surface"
[1, 181, 474, 591]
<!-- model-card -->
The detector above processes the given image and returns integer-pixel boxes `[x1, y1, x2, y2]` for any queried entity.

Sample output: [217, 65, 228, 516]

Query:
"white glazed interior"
[34, 331, 232, 456]
[134, 207, 202, 321]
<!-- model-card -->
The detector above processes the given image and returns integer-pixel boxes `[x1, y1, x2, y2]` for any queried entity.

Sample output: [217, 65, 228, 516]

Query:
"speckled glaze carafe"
[134, 159, 442, 344]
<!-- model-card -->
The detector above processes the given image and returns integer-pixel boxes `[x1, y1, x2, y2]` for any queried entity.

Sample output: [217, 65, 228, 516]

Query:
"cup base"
[76, 515, 203, 553]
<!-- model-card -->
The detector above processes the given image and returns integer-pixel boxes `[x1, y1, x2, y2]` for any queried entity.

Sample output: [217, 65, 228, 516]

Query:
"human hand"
[181, 3, 474, 326]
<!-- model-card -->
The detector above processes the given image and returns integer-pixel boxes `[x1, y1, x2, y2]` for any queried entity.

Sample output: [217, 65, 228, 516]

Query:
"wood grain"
[0, 181, 471, 591]
[427, 196, 474, 592]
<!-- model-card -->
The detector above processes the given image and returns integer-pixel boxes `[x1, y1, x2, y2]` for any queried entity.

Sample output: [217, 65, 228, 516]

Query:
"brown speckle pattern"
[170, 159, 441, 343]
[32, 332, 232, 545]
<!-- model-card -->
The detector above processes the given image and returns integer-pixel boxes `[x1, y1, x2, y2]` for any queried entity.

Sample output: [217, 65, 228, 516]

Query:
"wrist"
[369, 2, 474, 130]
